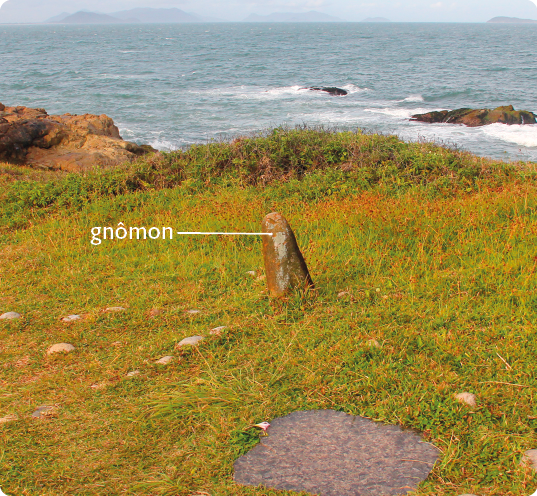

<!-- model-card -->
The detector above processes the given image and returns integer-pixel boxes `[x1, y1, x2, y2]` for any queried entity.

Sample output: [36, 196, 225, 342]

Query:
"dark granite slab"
[234, 410, 440, 496]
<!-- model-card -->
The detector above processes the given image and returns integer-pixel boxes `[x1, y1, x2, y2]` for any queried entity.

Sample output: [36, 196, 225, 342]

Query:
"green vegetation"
[1, 128, 537, 495]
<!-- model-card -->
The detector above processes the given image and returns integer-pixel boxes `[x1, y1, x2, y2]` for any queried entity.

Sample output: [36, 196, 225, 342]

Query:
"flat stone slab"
[234, 410, 440, 496]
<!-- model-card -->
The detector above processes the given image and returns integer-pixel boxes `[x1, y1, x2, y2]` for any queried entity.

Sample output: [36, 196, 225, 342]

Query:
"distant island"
[487, 16, 537, 24]
[45, 8, 221, 24]
[362, 17, 391, 22]
[243, 11, 343, 22]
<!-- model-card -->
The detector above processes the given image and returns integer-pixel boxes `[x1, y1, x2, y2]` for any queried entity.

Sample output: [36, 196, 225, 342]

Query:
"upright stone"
[261, 212, 313, 297]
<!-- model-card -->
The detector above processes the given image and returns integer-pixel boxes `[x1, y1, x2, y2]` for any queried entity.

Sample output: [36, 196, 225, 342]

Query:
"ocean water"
[1, 22, 537, 161]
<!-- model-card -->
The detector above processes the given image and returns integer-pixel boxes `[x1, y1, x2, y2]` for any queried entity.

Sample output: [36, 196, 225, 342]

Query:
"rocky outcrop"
[307, 87, 348, 96]
[0, 104, 156, 172]
[411, 105, 536, 127]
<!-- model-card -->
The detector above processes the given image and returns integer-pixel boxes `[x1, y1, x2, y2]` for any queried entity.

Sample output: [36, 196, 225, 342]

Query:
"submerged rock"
[411, 105, 536, 127]
[0, 103, 156, 171]
[307, 86, 348, 96]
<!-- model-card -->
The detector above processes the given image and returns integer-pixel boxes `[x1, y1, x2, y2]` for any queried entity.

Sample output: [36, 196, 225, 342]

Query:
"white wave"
[341, 84, 370, 94]
[483, 123, 537, 148]
[364, 107, 430, 119]
[149, 139, 177, 151]
[402, 94, 424, 102]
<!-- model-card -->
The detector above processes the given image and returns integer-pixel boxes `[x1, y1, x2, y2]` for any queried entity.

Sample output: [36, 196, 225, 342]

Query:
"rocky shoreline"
[0, 103, 156, 172]
[411, 105, 536, 127]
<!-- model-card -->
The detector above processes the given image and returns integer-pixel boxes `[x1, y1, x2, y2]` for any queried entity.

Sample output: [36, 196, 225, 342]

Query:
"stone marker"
[261, 212, 313, 297]
[522, 449, 537, 470]
[454, 392, 477, 408]
[0, 312, 21, 320]
[47, 343, 75, 355]
[155, 356, 174, 365]
[234, 410, 440, 496]
[176, 335, 204, 347]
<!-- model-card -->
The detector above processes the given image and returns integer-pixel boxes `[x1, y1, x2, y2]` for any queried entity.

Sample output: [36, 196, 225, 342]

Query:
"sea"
[1, 22, 537, 162]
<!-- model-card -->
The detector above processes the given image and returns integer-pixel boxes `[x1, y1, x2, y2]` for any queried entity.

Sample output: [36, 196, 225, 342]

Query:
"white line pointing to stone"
[176, 232, 273, 236]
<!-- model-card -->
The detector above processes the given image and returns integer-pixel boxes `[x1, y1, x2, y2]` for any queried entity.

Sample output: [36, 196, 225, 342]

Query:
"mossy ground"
[1, 129, 537, 495]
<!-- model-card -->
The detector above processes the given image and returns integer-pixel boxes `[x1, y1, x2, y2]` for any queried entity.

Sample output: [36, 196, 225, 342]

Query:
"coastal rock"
[307, 86, 348, 96]
[411, 105, 536, 127]
[47, 343, 75, 355]
[176, 335, 204, 347]
[0, 311, 21, 320]
[0, 103, 156, 171]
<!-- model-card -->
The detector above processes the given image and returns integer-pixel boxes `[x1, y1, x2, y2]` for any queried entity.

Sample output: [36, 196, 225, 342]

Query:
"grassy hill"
[1, 128, 537, 495]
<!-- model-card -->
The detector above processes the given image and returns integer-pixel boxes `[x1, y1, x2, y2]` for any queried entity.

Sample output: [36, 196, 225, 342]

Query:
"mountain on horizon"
[487, 16, 537, 23]
[243, 11, 343, 22]
[44, 8, 225, 24]
[54, 11, 126, 24]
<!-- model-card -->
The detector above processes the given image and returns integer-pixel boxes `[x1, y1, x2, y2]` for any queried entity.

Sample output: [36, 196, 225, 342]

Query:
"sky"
[1, 0, 537, 23]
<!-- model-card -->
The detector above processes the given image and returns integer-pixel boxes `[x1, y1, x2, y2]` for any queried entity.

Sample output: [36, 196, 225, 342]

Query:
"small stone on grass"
[185, 309, 201, 315]
[522, 449, 537, 470]
[454, 392, 477, 408]
[367, 339, 381, 348]
[106, 306, 126, 312]
[210, 326, 227, 336]
[0, 312, 21, 320]
[176, 335, 204, 347]
[149, 308, 162, 317]
[126, 370, 140, 377]
[246, 271, 257, 277]
[32, 406, 57, 419]
[337, 291, 349, 298]
[47, 343, 75, 355]
[155, 356, 174, 365]
[61, 314, 81, 322]
[0, 414, 17, 424]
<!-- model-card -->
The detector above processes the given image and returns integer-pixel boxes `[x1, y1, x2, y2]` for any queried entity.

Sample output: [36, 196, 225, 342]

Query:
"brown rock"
[261, 212, 314, 297]
[0, 104, 156, 171]
[411, 105, 537, 127]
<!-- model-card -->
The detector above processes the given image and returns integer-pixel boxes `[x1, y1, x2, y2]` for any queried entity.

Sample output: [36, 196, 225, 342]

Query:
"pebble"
[0, 414, 17, 424]
[61, 314, 81, 322]
[0, 312, 21, 320]
[246, 271, 257, 277]
[454, 392, 477, 408]
[337, 291, 349, 298]
[522, 449, 537, 470]
[155, 356, 173, 365]
[210, 326, 227, 336]
[32, 405, 57, 419]
[185, 309, 201, 315]
[367, 339, 381, 348]
[457, 494, 478, 496]
[106, 306, 126, 312]
[47, 343, 75, 355]
[149, 308, 162, 317]
[176, 335, 204, 347]
[126, 370, 140, 377]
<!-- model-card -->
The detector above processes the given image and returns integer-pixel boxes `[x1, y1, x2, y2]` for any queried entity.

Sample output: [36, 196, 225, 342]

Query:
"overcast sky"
[1, 0, 537, 23]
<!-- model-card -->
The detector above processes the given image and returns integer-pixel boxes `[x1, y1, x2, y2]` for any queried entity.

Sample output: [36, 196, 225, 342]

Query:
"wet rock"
[176, 335, 204, 347]
[0, 103, 156, 171]
[32, 405, 57, 419]
[0, 311, 21, 320]
[0, 413, 17, 424]
[47, 343, 75, 355]
[210, 326, 227, 336]
[307, 86, 348, 96]
[126, 370, 140, 377]
[522, 449, 537, 470]
[61, 314, 81, 322]
[155, 356, 174, 365]
[411, 105, 536, 127]
[261, 212, 314, 298]
[106, 306, 126, 312]
[454, 392, 477, 407]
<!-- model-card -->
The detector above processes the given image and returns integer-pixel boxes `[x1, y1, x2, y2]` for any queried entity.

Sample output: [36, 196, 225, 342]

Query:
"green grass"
[1, 128, 537, 495]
